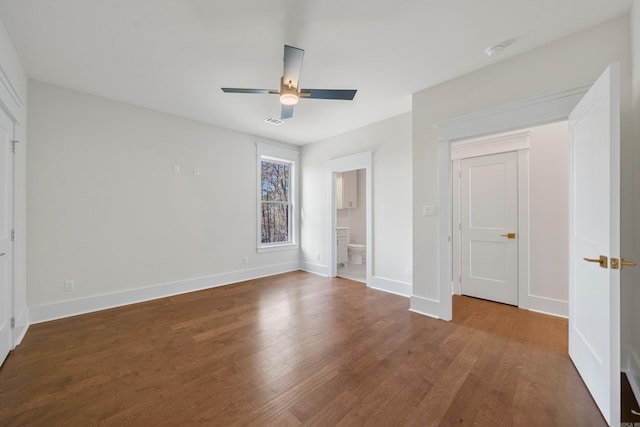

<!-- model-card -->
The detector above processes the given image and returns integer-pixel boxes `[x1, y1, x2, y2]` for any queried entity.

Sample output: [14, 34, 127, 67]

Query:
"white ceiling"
[0, 0, 632, 145]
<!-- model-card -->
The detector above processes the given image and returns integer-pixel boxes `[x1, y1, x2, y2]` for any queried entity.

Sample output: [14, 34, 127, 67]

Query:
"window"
[257, 144, 298, 251]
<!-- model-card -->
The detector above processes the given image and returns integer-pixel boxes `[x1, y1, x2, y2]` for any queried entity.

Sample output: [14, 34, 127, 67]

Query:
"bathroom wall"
[336, 168, 366, 245]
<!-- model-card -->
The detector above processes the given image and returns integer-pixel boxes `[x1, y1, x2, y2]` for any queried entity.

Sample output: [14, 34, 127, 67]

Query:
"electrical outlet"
[173, 164, 180, 174]
[406, 268, 413, 278]
[64, 280, 75, 292]
[193, 168, 200, 176]
[316, 253, 321, 261]
[242, 256, 249, 265]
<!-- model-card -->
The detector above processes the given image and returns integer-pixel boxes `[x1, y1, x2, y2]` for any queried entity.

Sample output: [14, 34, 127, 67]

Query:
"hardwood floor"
[0, 271, 606, 426]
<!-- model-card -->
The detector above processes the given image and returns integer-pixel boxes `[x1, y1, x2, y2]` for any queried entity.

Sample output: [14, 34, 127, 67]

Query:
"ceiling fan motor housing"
[279, 78, 299, 105]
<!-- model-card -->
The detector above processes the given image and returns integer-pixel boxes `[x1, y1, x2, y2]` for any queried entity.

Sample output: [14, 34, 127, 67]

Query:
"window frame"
[256, 143, 299, 253]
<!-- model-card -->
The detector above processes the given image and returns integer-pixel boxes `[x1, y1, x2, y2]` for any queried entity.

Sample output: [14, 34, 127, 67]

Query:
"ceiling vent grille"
[264, 117, 284, 126]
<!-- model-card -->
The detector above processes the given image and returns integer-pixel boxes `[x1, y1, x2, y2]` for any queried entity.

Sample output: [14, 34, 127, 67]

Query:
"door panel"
[0, 107, 13, 366]
[461, 151, 518, 305]
[568, 64, 620, 425]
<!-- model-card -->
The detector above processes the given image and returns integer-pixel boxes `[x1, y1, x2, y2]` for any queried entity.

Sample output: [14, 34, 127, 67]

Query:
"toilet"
[348, 243, 366, 265]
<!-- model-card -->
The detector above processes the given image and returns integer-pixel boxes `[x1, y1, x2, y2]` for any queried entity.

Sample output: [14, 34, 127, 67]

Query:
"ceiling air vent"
[264, 117, 284, 126]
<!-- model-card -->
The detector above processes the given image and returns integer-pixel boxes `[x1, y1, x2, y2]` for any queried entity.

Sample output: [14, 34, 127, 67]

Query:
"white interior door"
[461, 151, 518, 305]
[0, 107, 14, 366]
[568, 64, 620, 426]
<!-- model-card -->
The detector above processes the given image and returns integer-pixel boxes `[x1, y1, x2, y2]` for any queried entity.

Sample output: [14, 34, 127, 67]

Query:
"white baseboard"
[409, 295, 443, 320]
[622, 346, 640, 404]
[370, 276, 411, 298]
[301, 262, 329, 276]
[521, 294, 568, 318]
[29, 262, 300, 324]
[12, 306, 29, 347]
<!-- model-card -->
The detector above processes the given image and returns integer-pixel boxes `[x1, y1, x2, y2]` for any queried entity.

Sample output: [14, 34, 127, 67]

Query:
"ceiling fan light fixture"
[280, 92, 299, 106]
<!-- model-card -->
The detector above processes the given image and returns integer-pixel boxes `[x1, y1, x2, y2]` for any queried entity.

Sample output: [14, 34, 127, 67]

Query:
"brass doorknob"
[583, 255, 608, 268]
[500, 233, 516, 239]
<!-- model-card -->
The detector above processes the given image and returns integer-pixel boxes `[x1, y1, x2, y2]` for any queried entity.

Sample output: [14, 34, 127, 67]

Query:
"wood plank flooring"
[0, 271, 606, 426]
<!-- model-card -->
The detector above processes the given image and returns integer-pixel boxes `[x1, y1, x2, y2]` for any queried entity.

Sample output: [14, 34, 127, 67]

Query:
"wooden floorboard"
[0, 271, 606, 426]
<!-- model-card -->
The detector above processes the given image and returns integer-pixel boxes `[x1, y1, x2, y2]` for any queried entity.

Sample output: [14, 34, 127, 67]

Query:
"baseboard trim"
[622, 346, 640, 405]
[29, 262, 300, 324]
[370, 276, 411, 298]
[521, 294, 568, 318]
[301, 262, 329, 277]
[12, 306, 29, 347]
[409, 295, 442, 320]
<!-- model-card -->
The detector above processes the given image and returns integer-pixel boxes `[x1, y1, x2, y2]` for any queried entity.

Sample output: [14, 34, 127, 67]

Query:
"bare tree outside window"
[261, 160, 290, 244]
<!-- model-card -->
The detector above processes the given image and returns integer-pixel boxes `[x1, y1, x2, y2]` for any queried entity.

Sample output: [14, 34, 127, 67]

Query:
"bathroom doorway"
[328, 152, 372, 285]
[336, 168, 366, 282]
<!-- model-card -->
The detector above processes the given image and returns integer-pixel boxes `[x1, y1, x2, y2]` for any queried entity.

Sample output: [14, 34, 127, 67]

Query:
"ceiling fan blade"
[283, 45, 304, 88]
[221, 88, 274, 94]
[300, 89, 357, 100]
[281, 105, 294, 120]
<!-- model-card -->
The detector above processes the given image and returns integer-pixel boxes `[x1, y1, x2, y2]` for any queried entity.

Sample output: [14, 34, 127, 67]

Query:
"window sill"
[257, 243, 299, 253]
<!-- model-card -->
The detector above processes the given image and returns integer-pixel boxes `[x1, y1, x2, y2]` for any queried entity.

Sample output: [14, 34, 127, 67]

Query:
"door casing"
[420, 84, 592, 321]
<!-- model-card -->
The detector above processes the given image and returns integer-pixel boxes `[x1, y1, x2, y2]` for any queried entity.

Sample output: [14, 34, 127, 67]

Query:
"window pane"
[261, 203, 289, 243]
[261, 161, 289, 202]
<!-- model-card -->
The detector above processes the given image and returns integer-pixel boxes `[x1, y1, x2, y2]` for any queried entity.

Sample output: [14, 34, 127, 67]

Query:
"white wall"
[412, 17, 633, 315]
[300, 113, 412, 295]
[528, 121, 570, 306]
[0, 17, 27, 340]
[27, 81, 299, 317]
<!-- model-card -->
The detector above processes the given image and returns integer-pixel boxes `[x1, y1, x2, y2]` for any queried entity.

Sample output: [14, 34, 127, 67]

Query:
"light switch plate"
[423, 205, 437, 216]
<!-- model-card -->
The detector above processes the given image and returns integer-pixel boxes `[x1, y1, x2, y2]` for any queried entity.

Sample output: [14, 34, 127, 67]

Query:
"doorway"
[328, 152, 372, 285]
[336, 168, 367, 283]
[451, 122, 569, 312]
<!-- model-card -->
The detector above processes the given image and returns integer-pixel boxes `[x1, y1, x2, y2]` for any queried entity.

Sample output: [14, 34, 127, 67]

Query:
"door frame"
[328, 152, 373, 283]
[432, 84, 592, 321]
[451, 131, 530, 306]
[0, 64, 22, 353]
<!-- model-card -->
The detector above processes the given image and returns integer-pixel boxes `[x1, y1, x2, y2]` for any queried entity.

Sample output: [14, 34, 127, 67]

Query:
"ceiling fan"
[222, 45, 357, 120]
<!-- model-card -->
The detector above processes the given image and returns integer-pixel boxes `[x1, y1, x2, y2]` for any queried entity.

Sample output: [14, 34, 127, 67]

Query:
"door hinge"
[11, 229, 14, 242]
[10, 317, 15, 329]
[459, 275, 462, 284]
[11, 140, 18, 153]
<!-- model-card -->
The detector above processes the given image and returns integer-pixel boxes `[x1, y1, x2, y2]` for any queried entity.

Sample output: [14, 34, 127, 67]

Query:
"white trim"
[0, 64, 23, 123]
[370, 276, 411, 298]
[622, 346, 640, 406]
[435, 84, 592, 322]
[12, 306, 28, 346]
[437, 84, 591, 142]
[328, 152, 373, 287]
[29, 262, 300, 324]
[451, 129, 531, 159]
[527, 306, 568, 319]
[301, 262, 329, 277]
[256, 243, 298, 253]
[256, 143, 300, 251]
